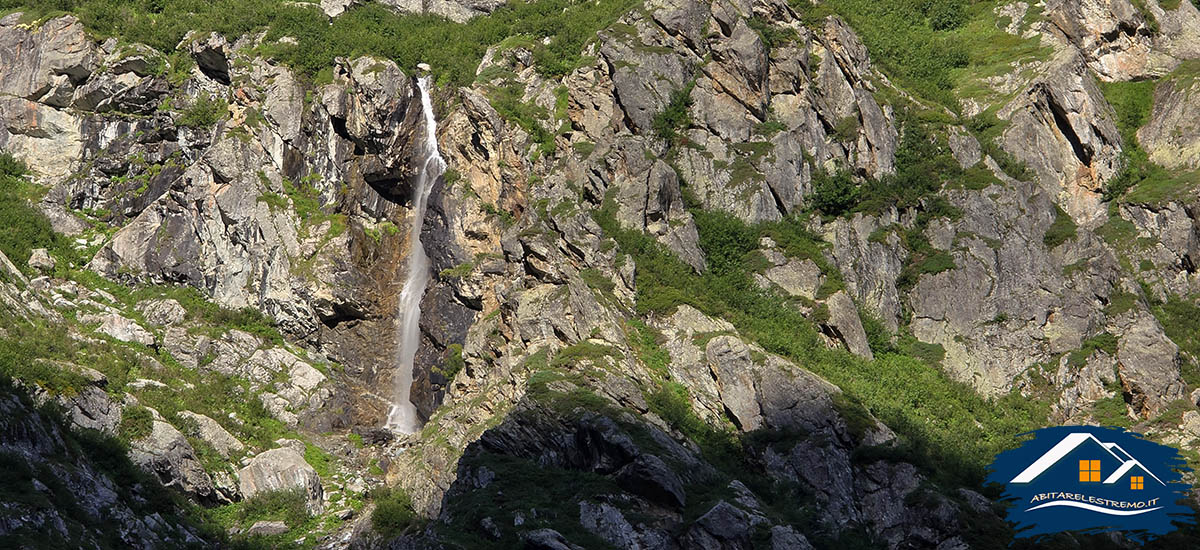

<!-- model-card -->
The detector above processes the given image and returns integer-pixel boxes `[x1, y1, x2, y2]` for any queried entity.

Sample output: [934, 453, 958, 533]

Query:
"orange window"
[1079, 460, 1101, 482]
[1131, 476, 1144, 490]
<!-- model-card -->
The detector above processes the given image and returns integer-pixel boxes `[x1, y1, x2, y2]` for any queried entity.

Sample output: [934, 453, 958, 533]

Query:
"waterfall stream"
[385, 76, 444, 434]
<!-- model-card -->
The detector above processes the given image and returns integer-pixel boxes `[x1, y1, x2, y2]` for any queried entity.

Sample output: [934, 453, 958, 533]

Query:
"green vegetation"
[1091, 388, 1132, 428]
[439, 449, 621, 549]
[652, 81, 695, 143]
[1042, 205, 1077, 248]
[0, 378, 220, 550]
[628, 320, 670, 378]
[369, 487, 421, 537]
[1105, 291, 1139, 316]
[0, 153, 59, 273]
[4, 0, 640, 87]
[1099, 76, 1200, 204]
[809, 0, 1049, 110]
[811, 111, 965, 218]
[117, 404, 154, 442]
[1148, 294, 1200, 389]
[436, 343, 466, 381]
[1065, 332, 1119, 368]
[647, 380, 739, 461]
[304, 442, 334, 478]
[486, 79, 556, 159]
[206, 487, 320, 546]
[177, 95, 227, 128]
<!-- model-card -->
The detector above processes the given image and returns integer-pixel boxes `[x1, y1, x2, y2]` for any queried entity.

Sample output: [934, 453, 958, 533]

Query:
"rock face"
[178, 410, 244, 458]
[0, 386, 207, 547]
[1139, 66, 1200, 170]
[1044, 0, 1200, 80]
[237, 447, 324, 513]
[999, 52, 1122, 223]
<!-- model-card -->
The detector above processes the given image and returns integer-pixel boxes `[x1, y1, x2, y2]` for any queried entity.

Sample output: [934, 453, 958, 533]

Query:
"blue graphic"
[986, 426, 1195, 542]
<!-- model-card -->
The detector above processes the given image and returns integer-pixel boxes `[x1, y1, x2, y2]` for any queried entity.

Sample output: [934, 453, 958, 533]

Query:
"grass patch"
[118, 404, 154, 442]
[0, 152, 62, 274]
[1042, 205, 1077, 248]
[1099, 78, 1200, 204]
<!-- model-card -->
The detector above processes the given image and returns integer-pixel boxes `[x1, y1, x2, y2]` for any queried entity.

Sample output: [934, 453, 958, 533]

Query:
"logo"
[986, 426, 1195, 542]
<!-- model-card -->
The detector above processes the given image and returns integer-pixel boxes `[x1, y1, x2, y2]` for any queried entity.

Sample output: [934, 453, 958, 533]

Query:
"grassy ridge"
[0, 0, 639, 87]
[806, 0, 1051, 110]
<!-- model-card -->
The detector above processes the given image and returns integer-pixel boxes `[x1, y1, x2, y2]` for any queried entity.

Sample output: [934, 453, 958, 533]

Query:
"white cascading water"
[385, 75, 445, 434]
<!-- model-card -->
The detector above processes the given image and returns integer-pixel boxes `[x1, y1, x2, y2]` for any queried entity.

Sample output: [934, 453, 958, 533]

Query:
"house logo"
[986, 426, 1195, 542]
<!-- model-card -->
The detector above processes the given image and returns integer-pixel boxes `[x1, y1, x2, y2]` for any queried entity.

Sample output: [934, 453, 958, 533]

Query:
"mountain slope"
[2, 1, 1200, 549]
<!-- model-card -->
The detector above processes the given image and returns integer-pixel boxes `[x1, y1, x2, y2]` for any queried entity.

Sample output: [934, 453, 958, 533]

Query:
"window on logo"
[1079, 460, 1101, 482]
[1132, 476, 1144, 490]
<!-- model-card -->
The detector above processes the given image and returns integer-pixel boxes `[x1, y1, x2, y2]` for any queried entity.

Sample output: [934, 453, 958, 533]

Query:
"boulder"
[237, 447, 324, 513]
[83, 313, 155, 347]
[680, 501, 752, 549]
[245, 520, 289, 536]
[178, 410, 244, 458]
[824, 291, 874, 360]
[769, 526, 816, 550]
[320, 0, 356, 18]
[521, 528, 585, 550]
[615, 454, 686, 509]
[28, 248, 55, 272]
[129, 420, 219, 503]
[136, 298, 188, 327]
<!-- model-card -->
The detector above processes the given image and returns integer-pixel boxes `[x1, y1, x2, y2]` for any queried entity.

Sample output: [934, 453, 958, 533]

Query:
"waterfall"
[385, 75, 445, 434]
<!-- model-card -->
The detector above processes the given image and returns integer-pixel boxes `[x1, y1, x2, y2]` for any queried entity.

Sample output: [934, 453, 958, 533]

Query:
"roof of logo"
[1010, 432, 1165, 485]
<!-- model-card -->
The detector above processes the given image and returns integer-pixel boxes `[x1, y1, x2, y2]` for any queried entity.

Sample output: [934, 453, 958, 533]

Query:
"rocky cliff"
[4, 1, 1200, 549]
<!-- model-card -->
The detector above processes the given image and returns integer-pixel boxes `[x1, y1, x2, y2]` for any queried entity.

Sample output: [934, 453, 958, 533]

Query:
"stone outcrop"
[237, 447, 324, 513]
[999, 52, 1122, 223]
[129, 420, 220, 503]
[1139, 65, 1200, 170]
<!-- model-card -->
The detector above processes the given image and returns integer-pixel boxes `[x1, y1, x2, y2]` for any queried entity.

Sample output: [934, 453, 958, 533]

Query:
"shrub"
[10, 0, 639, 88]
[810, 169, 859, 216]
[652, 81, 695, 143]
[177, 95, 227, 128]
[436, 343, 466, 381]
[596, 181, 1049, 489]
[237, 487, 310, 528]
[370, 486, 420, 537]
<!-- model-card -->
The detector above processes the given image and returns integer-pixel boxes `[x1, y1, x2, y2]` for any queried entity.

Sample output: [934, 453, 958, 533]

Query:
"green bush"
[652, 81, 695, 144]
[810, 169, 859, 216]
[370, 486, 420, 537]
[804, 0, 969, 107]
[595, 181, 1048, 488]
[177, 95, 227, 128]
[236, 487, 310, 528]
[436, 343, 466, 381]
